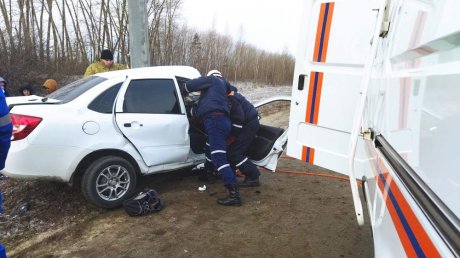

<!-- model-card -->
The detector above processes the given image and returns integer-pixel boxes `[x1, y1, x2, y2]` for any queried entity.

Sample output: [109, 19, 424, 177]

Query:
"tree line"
[0, 0, 294, 94]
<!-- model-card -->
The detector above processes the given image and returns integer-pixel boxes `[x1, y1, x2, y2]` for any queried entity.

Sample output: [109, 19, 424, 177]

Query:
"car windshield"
[46, 76, 107, 103]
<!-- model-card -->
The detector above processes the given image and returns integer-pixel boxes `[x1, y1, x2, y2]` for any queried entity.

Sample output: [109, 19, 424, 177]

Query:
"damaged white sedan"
[4, 66, 289, 208]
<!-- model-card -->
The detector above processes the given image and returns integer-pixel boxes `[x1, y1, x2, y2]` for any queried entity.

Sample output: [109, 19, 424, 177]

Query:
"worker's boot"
[217, 184, 241, 206]
[238, 177, 260, 187]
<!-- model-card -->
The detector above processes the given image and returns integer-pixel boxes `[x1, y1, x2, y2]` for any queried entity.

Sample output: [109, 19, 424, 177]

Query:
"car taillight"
[10, 114, 42, 141]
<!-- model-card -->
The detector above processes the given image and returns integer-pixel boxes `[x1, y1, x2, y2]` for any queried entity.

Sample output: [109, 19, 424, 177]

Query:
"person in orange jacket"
[42, 79, 58, 95]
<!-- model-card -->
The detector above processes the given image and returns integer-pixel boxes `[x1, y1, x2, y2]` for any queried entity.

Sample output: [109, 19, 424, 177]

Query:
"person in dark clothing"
[185, 70, 241, 206]
[19, 83, 34, 96]
[227, 86, 261, 187]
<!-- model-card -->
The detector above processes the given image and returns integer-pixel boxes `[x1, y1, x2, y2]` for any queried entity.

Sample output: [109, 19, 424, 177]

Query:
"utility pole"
[128, 0, 150, 68]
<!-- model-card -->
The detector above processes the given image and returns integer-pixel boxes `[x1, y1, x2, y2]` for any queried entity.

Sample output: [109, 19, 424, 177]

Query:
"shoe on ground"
[217, 184, 242, 206]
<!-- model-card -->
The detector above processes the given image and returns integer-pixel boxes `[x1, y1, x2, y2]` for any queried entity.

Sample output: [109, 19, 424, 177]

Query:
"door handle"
[124, 122, 143, 127]
[298, 74, 307, 90]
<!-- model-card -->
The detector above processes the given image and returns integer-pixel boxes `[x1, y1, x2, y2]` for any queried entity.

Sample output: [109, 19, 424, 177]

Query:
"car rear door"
[114, 75, 190, 167]
[248, 97, 291, 171]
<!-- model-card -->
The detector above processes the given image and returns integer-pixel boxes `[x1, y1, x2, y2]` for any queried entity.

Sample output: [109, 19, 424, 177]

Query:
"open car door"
[247, 96, 291, 171]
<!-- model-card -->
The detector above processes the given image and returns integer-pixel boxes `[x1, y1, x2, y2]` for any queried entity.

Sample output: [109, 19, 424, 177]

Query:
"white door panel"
[116, 114, 189, 166]
[287, 0, 377, 177]
[115, 75, 190, 167]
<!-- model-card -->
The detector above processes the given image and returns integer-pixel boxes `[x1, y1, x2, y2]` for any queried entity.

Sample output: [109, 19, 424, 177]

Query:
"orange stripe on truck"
[303, 2, 335, 164]
[365, 142, 441, 257]
[376, 157, 441, 257]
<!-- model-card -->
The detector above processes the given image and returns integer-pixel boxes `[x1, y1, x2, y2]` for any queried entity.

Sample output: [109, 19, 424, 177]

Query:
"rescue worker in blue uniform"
[227, 86, 261, 187]
[185, 70, 241, 206]
[200, 86, 261, 186]
[0, 76, 10, 97]
[0, 83, 13, 257]
[0, 88, 12, 170]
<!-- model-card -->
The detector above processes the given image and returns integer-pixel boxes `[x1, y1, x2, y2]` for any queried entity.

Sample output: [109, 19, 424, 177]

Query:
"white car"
[4, 66, 289, 208]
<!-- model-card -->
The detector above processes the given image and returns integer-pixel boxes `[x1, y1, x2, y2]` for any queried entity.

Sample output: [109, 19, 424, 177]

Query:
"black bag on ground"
[123, 188, 165, 216]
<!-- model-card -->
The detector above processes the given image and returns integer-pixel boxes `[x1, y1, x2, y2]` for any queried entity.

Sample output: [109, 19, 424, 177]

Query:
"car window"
[88, 83, 122, 113]
[256, 99, 291, 129]
[175, 76, 190, 98]
[123, 79, 181, 114]
[47, 76, 107, 103]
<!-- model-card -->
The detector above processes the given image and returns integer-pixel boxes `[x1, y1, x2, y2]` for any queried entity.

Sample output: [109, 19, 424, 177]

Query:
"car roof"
[94, 66, 201, 80]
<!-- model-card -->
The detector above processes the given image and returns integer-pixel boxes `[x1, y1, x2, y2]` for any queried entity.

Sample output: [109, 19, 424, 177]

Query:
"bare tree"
[0, 0, 294, 96]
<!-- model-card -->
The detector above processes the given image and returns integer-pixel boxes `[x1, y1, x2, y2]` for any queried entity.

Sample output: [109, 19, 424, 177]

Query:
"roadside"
[1, 85, 373, 257]
[1, 157, 373, 257]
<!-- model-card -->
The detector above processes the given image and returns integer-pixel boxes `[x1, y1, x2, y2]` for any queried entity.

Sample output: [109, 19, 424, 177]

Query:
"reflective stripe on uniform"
[0, 114, 11, 127]
[206, 142, 210, 146]
[217, 164, 230, 171]
[206, 157, 212, 162]
[232, 124, 243, 128]
[236, 157, 248, 167]
[211, 150, 226, 155]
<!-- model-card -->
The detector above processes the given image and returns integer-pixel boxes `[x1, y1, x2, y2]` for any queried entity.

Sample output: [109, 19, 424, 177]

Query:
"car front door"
[115, 77, 190, 167]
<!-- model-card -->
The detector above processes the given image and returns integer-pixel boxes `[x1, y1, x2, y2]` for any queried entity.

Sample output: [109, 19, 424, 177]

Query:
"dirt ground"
[0, 156, 373, 258]
[1, 85, 373, 257]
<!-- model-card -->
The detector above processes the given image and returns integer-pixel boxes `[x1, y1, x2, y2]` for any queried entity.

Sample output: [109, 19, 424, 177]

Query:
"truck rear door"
[287, 0, 378, 178]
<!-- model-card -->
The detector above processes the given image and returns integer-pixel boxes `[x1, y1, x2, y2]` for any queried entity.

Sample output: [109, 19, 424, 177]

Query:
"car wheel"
[82, 155, 137, 209]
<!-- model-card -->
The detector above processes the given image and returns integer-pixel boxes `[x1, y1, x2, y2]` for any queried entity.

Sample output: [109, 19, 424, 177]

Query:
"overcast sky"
[179, 0, 303, 55]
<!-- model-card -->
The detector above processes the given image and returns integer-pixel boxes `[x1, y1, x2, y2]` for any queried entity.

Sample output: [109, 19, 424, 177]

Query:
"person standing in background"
[18, 83, 34, 96]
[84, 49, 127, 77]
[42, 79, 58, 95]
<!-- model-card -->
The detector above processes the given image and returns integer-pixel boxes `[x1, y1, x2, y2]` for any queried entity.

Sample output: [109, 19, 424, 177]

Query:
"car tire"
[82, 155, 137, 209]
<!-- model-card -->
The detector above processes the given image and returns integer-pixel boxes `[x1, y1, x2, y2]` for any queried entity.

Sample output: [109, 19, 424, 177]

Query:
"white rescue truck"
[287, 0, 459, 257]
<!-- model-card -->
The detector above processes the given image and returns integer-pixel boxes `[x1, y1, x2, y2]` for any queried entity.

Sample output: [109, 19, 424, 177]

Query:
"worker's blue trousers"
[228, 118, 260, 180]
[203, 114, 236, 185]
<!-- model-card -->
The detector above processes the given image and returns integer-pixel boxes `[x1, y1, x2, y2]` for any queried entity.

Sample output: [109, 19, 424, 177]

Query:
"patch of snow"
[233, 83, 292, 103]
